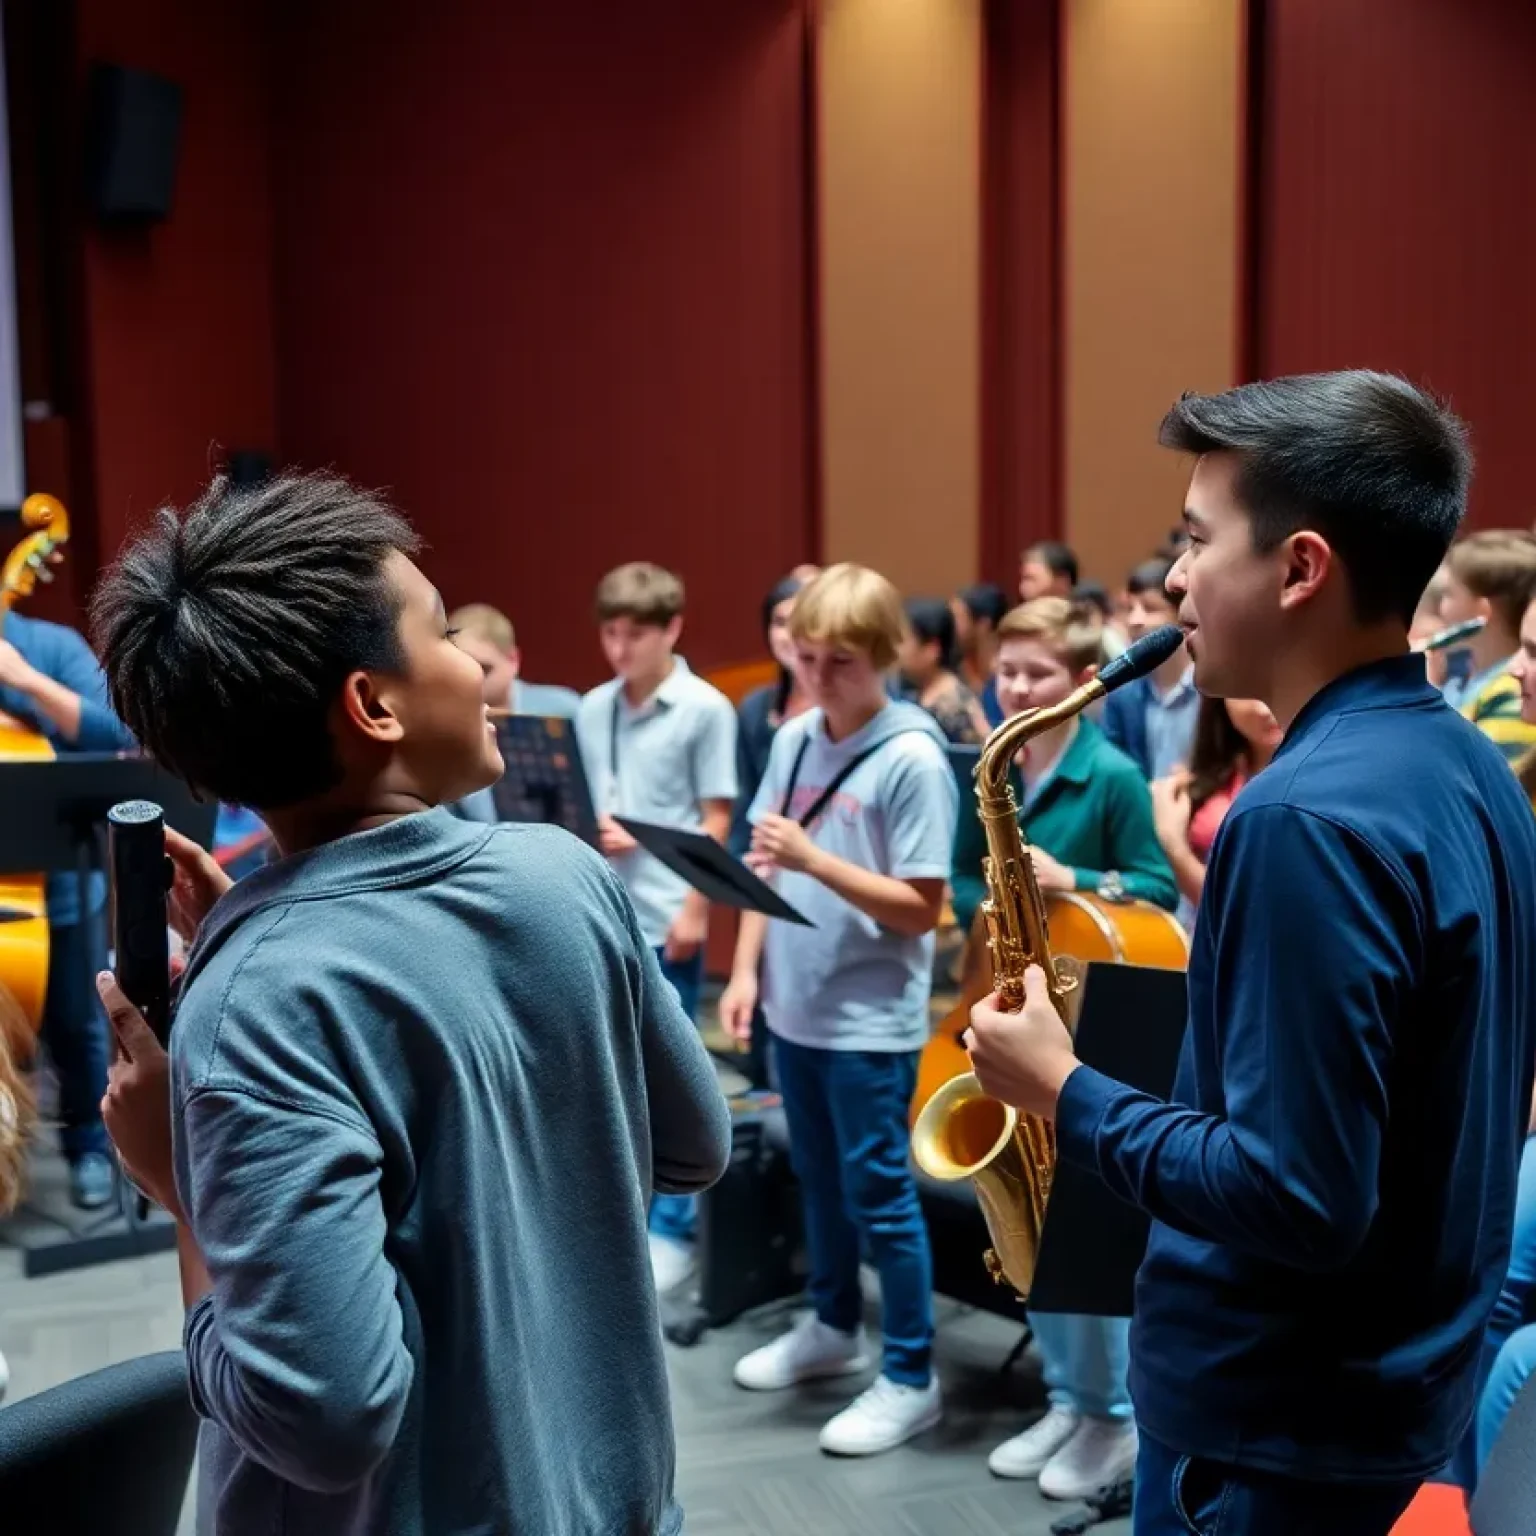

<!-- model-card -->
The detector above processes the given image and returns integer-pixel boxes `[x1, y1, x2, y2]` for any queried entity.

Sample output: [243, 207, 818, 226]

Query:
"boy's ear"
[336, 669, 405, 745]
[665, 615, 684, 648]
[1079, 663, 1100, 685]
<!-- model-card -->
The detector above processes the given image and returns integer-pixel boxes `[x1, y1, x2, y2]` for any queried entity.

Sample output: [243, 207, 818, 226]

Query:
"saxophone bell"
[911, 623, 1183, 1300]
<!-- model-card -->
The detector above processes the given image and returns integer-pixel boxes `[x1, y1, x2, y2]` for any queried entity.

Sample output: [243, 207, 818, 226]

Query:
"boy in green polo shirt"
[949, 595, 1176, 1500]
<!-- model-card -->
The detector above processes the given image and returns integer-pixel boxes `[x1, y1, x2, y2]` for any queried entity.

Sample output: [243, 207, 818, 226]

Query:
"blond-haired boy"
[720, 563, 957, 1457]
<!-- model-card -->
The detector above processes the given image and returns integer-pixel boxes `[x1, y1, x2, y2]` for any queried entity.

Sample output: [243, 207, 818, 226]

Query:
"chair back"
[0, 1350, 197, 1535]
[1472, 1369, 1536, 1535]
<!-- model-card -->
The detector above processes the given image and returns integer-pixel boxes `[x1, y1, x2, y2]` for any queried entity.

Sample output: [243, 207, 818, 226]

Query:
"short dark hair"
[904, 596, 959, 669]
[1159, 370, 1471, 625]
[955, 582, 1009, 628]
[92, 472, 421, 810]
[1070, 579, 1112, 619]
[1127, 558, 1174, 598]
[594, 562, 684, 625]
[1024, 540, 1079, 587]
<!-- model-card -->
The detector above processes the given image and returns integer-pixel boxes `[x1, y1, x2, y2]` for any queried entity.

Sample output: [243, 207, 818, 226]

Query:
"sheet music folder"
[1026, 962, 1189, 1317]
[615, 818, 812, 926]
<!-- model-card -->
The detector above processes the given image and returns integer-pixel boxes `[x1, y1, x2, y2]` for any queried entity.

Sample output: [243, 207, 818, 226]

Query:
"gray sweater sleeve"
[181, 1086, 413, 1493]
[626, 908, 731, 1196]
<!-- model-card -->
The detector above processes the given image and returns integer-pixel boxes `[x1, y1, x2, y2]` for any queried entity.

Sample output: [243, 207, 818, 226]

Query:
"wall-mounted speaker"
[86, 63, 183, 223]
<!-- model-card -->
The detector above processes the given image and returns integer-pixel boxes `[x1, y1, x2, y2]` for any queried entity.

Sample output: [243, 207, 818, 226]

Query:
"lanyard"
[778, 729, 924, 831]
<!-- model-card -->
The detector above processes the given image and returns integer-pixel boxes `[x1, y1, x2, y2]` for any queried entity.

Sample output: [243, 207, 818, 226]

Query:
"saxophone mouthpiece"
[1096, 624, 1184, 694]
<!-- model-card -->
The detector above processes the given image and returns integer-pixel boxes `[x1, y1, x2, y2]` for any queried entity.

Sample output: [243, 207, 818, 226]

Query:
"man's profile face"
[1019, 556, 1067, 602]
[1166, 453, 1282, 700]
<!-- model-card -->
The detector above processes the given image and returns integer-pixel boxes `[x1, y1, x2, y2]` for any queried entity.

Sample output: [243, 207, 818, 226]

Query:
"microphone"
[108, 800, 172, 1048]
[1095, 624, 1186, 694]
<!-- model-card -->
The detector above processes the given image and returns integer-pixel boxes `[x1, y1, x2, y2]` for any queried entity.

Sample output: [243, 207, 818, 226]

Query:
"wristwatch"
[1096, 871, 1127, 904]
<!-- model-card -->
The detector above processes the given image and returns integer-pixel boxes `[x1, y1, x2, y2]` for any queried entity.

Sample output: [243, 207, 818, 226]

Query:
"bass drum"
[910, 892, 1188, 1126]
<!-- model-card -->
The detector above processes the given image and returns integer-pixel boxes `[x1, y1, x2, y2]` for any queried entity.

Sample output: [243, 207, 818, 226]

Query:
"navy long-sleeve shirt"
[0, 610, 137, 925]
[1058, 655, 1536, 1481]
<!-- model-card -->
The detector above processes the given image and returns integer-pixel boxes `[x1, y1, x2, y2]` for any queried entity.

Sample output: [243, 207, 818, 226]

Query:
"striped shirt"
[1459, 660, 1536, 765]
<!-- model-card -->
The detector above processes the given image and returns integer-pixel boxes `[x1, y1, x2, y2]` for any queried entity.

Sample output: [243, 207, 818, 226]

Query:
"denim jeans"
[648, 945, 705, 1246]
[1031, 1311, 1132, 1422]
[41, 919, 109, 1162]
[1451, 1132, 1536, 1486]
[1133, 1431, 1420, 1536]
[772, 1034, 934, 1386]
[1479, 1321, 1536, 1472]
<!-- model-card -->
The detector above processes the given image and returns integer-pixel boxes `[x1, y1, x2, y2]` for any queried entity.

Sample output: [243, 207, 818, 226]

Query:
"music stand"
[614, 818, 812, 925]
[490, 715, 600, 847]
[0, 755, 215, 1278]
[1028, 962, 1189, 1317]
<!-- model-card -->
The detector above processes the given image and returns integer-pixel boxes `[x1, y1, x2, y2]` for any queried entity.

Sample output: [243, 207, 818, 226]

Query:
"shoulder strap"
[779, 727, 930, 831]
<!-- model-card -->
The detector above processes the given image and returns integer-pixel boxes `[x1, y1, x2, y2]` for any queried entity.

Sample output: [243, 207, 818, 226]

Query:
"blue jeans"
[1031, 1311, 1131, 1422]
[1479, 1322, 1536, 1472]
[41, 920, 109, 1162]
[1133, 1431, 1419, 1535]
[772, 1034, 934, 1387]
[648, 945, 705, 1246]
[1451, 1133, 1536, 1486]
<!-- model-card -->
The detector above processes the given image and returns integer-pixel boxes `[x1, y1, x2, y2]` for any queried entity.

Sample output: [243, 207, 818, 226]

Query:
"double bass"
[0, 494, 71, 1031]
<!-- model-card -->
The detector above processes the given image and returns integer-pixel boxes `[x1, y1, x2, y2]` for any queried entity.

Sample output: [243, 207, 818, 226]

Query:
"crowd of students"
[422, 516, 1536, 1501]
[2, 398, 1535, 1527]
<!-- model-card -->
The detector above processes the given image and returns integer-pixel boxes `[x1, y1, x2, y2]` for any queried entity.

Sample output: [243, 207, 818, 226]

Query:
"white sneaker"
[1038, 1417, 1138, 1501]
[733, 1314, 869, 1391]
[648, 1234, 697, 1297]
[988, 1405, 1081, 1478]
[818, 1374, 943, 1456]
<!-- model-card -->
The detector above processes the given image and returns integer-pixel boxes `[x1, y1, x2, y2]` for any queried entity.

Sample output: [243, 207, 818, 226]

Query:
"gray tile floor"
[0, 1235, 1119, 1535]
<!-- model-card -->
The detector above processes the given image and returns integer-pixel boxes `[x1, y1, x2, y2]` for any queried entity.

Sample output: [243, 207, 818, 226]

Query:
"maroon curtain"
[1251, 0, 1536, 528]
[272, 0, 817, 688]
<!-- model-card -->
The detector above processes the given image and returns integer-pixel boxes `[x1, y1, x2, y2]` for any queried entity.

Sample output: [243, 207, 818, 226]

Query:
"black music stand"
[0, 755, 215, 1278]
[614, 818, 813, 925]
[1028, 961, 1189, 1316]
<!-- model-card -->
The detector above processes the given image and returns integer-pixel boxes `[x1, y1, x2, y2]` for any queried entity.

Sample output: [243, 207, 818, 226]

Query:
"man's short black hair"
[904, 596, 959, 668]
[1025, 540, 1079, 587]
[1070, 579, 1112, 619]
[92, 471, 421, 810]
[1159, 370, 1471, 626]
[1127, 558, 1174, 598]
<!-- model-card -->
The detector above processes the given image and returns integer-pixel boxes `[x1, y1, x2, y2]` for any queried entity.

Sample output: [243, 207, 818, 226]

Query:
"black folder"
[615, 817, 813, 925]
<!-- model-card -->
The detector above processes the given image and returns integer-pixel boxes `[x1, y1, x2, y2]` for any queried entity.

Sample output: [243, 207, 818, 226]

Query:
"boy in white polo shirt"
[720, 563, 957, 1457]
[577, 562, 738, 1293]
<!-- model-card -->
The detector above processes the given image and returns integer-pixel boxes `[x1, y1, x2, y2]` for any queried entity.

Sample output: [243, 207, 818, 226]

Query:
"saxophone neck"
[976, 675, 1108, 803]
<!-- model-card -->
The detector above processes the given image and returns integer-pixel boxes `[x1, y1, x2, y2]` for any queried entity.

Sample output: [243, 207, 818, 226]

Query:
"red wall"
[73, 0, 278, 566]
[270, 1, 816, 690]
[979, 0, 1061, 588]
[1252, 0, 1536, 529]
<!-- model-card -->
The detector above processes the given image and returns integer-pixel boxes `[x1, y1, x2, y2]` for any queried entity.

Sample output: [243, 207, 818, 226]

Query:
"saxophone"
[910, 624, 1184, 1298]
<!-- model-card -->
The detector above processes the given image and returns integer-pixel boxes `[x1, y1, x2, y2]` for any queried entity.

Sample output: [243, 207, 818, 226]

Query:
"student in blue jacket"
[0, 609, 137, 1207]
[963, 370, 1536, 1536]
[87, 472, 731, 1536]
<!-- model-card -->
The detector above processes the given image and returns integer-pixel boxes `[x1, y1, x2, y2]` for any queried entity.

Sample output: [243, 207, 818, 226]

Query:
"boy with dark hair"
[1021, 539, 1079, 601]
[1101, 558, 1197, 779]
[965, 370, 1536, 1534]
[92, 473, 730, 1536]
[577, 560, 738, 1293]
[951, 581, 1009, 727]
[1437, 529, 1536, 761]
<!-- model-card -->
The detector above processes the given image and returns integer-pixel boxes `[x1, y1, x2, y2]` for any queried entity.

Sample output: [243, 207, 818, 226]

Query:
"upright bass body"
[910, 626, 1187, 1298]
[0, 495, 71, 1032]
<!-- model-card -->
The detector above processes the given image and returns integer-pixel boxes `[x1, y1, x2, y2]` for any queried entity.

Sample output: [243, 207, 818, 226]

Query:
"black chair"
[0, 1350, 198, 1535]
[1472, 1368, 1536, 1535]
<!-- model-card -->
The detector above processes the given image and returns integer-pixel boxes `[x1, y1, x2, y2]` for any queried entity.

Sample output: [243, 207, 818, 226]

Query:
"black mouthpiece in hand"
[1097, 624, 1185, 694]
[108, 799, 172, 1047]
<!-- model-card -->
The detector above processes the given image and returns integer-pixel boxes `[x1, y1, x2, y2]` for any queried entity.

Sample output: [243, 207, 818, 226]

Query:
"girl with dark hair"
[951, 583, 1008, 726]
[1150, 694, 1281, 918]
[730, 573, 816, 857]
[896, 597, 988, 745]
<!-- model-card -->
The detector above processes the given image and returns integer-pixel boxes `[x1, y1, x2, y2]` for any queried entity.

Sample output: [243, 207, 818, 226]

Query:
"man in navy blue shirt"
[0, 610, 136, 1207]
[966, 370, 1536, 1534]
